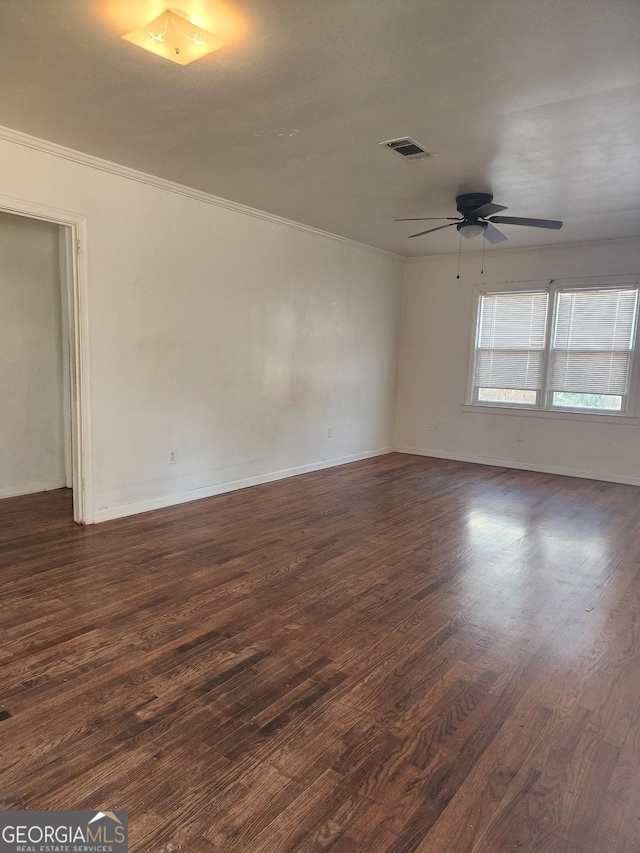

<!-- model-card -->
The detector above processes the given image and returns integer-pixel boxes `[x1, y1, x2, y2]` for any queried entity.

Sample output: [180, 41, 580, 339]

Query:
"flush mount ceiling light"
[122, 9, 224, 65]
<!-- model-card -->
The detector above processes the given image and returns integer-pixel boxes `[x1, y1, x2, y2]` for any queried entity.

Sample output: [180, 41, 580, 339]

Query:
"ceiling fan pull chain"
[456, 231, 462, 280]
[481, 237, 486, 275]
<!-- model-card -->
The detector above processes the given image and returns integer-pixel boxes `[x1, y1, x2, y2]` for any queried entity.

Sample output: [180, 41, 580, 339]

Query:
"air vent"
[379, 137, 435, 161]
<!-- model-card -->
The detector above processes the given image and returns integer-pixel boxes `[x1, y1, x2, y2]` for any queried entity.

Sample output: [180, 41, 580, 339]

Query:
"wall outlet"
[327, 427, 333, 438]
[427, 421, 435, 432]
[168, 449, 177, 464]
[517, 430, 525, 442]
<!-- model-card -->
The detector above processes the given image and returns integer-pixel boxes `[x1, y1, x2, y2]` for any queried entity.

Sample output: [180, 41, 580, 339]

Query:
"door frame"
[0, 195, 93, 524]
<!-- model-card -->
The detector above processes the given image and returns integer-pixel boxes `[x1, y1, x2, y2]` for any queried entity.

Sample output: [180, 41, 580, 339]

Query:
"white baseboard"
[93, 447, 393, 523]
[394, 445, 640, 488]
[0, 477, 67, 499]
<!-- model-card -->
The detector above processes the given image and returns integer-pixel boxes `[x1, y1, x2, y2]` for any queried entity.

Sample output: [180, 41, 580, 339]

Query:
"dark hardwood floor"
[1, 453, 640, 852]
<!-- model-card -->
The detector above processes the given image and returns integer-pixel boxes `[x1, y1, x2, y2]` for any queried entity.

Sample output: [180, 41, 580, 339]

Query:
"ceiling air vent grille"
[379, 137, 435, 161]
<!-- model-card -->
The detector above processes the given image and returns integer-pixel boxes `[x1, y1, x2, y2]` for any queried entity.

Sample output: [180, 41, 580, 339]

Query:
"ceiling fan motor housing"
[455, 192, 493, 216]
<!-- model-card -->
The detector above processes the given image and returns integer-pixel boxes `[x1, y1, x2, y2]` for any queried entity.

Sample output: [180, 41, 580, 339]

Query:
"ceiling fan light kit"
[457, 222, 485, 239]
[397, 192, 563, 244]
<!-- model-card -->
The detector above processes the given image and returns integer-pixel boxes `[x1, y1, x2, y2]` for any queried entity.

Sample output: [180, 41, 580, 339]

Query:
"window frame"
[465, 276, 640, 421]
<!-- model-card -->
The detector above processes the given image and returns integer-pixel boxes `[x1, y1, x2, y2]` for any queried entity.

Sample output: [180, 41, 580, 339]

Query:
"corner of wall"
[392, 256, 411, 451]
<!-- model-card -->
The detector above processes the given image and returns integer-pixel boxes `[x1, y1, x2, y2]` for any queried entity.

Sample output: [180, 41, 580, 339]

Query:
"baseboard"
[394, 445, 640, 488]
[93, 447, 393, 523]
[0, 477, 67, 500]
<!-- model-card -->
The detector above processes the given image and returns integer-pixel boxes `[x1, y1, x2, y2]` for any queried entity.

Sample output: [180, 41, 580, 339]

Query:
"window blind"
[550, 288, 639, 395]
[474, 291, 549, 392]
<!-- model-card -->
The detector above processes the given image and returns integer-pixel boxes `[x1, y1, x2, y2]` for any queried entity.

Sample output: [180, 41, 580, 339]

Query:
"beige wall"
[0, 212, 66, 497]
[395, 240, 640, 485]
[0, 134, 405, 521]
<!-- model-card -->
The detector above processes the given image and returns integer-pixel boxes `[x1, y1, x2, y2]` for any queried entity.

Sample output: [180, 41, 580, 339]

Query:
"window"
[469, 282, 640, 416]
[473, 290, 548, 408]
[549, 288, 638, 412]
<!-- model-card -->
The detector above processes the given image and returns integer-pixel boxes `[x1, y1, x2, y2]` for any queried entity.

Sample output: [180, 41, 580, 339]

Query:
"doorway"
[0, 199, 91, 524]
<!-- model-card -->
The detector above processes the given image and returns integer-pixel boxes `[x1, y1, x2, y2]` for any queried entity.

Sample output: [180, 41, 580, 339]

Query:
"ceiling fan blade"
[490, 215, 563, 230]
[483, 222, 507, 244]
[471, 202, 508, 218]
[408, 223, 458, 238]
[395, 217, 460, 222]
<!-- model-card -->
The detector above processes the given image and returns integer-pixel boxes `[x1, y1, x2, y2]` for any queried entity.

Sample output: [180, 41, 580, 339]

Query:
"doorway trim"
[0, 195, 93, 524]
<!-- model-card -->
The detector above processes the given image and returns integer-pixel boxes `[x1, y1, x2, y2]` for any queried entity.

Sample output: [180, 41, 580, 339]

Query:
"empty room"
[1, 1, 639, 851]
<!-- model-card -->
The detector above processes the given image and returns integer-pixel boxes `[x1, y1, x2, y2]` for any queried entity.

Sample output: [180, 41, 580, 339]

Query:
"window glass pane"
[478, 388, 537, 405]
[474, 291, 548, 394]
[550, 288, 638, 395]
[552, 392, 622, 411]
[479, 292, 548, 350]
[475, 350, 544, 390]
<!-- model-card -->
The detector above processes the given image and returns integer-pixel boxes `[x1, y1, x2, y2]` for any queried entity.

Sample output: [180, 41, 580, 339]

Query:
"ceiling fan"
[397, 193, 563, 242]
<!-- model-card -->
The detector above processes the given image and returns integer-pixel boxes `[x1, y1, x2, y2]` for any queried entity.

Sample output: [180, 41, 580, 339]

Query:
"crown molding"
[0, 124, 404, 262]
[405, 234, 640, 263]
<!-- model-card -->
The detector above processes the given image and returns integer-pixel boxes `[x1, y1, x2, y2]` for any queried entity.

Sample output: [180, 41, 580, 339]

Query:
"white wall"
[395, 240, 640, 485]
[0, 132, 404, 521]
[0, 212, 67, 498]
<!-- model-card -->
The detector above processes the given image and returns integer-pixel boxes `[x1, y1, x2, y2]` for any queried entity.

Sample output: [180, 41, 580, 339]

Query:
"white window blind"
[474, 291, 549, 398]
[550, 288, 639, 396]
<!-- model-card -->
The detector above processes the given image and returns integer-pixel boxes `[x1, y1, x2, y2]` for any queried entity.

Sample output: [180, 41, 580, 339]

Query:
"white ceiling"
[1, 0, 640, 256]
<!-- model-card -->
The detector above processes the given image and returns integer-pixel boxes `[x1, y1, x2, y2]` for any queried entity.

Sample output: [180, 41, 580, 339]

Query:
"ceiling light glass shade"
[122, 9, 224, 65]
[459, 222, 486, 239]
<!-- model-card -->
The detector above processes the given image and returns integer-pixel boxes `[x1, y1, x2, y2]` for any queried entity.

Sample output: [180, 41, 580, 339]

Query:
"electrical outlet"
[517, 430, 525, 442]
[427, 421, 435, 432]
[168, 449, 177, 464]
[327, 427, 333, 438]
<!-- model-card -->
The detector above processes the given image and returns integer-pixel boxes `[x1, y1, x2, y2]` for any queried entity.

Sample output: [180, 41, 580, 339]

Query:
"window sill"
[461, 404, 639, 426]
